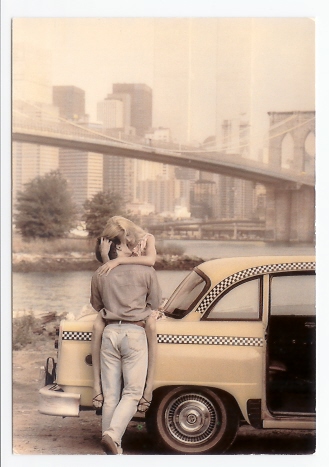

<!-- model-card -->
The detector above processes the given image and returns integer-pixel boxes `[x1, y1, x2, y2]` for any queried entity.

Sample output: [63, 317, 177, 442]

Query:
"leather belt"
[105, 319, 145, 328]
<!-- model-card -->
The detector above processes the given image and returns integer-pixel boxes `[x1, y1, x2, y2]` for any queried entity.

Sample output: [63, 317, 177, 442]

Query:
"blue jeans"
[100, 323, 148, 447]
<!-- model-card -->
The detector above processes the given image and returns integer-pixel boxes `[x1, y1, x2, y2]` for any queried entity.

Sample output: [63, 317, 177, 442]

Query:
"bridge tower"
[265, 111, 315, 242]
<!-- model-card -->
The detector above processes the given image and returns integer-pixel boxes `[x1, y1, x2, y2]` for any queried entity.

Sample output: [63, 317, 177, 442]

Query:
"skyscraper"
[53, 86, 103, 208]
[59, 150, 103, 207]
[112, 83, 152, 136]
[99, 84, 152, 204]
[217, 118, 254, 220]
[52, 86, 85, 120]
[12, 42, 58, 205]
[97, 93, 132, 133]
[104, 154, 137, 204]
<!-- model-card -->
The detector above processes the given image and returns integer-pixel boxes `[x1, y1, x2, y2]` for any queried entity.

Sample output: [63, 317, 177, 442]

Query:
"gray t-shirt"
[90, 264, 162, 321]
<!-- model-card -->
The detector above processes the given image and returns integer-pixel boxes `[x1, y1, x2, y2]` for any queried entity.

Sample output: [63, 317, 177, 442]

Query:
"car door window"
[207, 278, 260, 320]
[270, 274, 315, 316]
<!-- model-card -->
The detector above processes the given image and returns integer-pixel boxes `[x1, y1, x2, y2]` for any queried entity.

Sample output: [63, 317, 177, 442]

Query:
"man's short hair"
[95, 237, 119, 263]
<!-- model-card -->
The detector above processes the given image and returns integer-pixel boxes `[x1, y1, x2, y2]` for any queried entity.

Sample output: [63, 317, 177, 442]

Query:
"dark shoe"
[101, 434, 119, 455]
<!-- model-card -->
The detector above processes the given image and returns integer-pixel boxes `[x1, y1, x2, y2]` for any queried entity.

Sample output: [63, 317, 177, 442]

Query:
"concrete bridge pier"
[265, 184, 315, 242]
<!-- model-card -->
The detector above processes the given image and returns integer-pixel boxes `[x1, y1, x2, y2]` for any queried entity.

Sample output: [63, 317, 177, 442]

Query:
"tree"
[82, 191, 126, 237]
[14, 170, 77, 239]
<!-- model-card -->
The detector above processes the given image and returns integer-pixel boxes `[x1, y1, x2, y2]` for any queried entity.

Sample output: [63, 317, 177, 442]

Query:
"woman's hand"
[99, 237, 111, 262]
[97, 258, 120, 276]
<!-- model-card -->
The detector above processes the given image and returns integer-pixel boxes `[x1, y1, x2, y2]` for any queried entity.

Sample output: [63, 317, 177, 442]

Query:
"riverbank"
[12, 252, 203, 272]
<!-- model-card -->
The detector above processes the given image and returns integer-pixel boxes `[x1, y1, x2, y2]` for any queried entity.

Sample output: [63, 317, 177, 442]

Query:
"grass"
[12, 311, 41, 350]
[13, 310, 64, 350]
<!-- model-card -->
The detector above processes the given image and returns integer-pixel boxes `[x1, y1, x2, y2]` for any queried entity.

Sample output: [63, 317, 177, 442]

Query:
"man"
[90, 239, 162, 455]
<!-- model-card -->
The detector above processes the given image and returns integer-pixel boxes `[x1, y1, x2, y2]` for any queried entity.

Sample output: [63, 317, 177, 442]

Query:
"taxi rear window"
[164, 270, 208, 319]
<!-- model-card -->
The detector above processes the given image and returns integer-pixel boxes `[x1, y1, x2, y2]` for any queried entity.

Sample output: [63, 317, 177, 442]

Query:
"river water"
[13, 240, 314, 318]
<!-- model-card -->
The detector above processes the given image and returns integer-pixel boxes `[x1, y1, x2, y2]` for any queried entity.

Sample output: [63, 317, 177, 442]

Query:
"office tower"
[137, 127, 172, 181]
[12, 41, 58, 204]
[99, 84, 152, 204]
[97, 93, 132, 133]
[137, 171, 190, 216]
[97, 98, 124, 128]
[112, 83, 152, 136]
[52, 86, 85, 120]
[13, 142, 59, 205]
[103, 154, 137, 204]
[59, 150, 103, 207]
[53, 86, 103, 208]
[221, 118, 250, 157]
[215, 175, 254, 220]
[216, 117, 254, 220]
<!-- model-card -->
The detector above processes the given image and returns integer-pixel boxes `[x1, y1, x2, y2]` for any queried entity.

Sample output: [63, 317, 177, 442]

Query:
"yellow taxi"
[39, 255, 315, 454]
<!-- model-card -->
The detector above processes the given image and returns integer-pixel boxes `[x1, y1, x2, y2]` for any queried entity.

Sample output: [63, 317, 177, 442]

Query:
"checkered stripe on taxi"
[157, 334, 263, 346]
[196, 261, 315, 315]
[62, 331, 92, 341]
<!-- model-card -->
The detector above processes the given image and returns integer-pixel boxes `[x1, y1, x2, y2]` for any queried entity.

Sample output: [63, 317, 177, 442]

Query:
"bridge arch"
[268, 110, 315, 176]
[304, 131, 315, 176]
[281, 133, 294, 169]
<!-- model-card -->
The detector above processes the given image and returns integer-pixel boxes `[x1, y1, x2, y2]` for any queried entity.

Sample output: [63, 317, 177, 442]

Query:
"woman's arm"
[98, 235, 157, 276]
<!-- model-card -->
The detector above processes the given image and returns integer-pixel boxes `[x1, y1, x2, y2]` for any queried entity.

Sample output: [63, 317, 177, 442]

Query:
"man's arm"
[90, 272, 104, 311]
[146, 268, 162, 310]
[90, 273, 105, 407]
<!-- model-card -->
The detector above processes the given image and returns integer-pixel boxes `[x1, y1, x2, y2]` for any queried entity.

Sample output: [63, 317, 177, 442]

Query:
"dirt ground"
[11, 339, 316, 457]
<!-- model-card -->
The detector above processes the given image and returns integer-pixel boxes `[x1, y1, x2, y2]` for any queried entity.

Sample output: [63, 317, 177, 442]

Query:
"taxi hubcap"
[165, 393, 219, 444]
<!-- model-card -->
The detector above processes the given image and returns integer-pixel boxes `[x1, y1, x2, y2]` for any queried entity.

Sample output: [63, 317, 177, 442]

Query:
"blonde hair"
[101, 216, 147, 243]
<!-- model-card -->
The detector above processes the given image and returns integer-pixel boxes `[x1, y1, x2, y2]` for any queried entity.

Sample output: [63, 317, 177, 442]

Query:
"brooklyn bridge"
[12, 102, 315, 242]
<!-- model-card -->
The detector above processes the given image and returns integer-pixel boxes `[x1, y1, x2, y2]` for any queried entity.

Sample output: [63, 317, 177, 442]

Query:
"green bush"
[14, 170, 77, 239]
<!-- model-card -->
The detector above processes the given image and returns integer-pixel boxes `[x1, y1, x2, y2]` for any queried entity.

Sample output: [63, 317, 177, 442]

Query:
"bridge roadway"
[148, 219, 265, 229]
[147, 219, 266, 240]
[12, 127, 314, 187]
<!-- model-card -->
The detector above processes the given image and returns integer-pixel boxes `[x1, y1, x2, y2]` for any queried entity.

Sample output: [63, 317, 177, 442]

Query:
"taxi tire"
[147, 386, 239, 454]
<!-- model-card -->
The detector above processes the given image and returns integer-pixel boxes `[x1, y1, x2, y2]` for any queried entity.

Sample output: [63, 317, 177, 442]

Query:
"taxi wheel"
[148, 386, 239, 454]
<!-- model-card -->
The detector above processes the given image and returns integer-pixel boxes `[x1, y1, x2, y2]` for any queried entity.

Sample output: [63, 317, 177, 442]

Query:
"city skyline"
[12, 17, 314, 156]
[10, 15, 316, 239]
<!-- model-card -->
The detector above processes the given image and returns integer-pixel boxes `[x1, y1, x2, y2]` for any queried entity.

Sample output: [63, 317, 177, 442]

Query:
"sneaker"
[101, 434, 120, 455]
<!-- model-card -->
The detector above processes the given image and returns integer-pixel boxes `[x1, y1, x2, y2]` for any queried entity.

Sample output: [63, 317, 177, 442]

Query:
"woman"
[92, 216, 160, 414]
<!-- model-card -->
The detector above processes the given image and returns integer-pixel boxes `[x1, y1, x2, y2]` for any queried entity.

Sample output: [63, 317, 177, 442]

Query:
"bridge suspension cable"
[13, 99, 315, 158]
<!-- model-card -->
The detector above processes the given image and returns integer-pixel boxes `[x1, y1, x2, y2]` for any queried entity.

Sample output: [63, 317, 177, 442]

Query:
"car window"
[206, 278, 260, 320]
[164, 270, 207, 318]
[270, 274, 315, 316]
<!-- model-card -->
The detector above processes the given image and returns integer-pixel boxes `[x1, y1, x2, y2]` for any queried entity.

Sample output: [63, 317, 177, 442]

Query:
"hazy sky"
[13, 17, 314, 152]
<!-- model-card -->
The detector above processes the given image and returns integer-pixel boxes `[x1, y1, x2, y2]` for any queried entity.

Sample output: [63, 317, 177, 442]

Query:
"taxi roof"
[195, 255, 315, 286]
